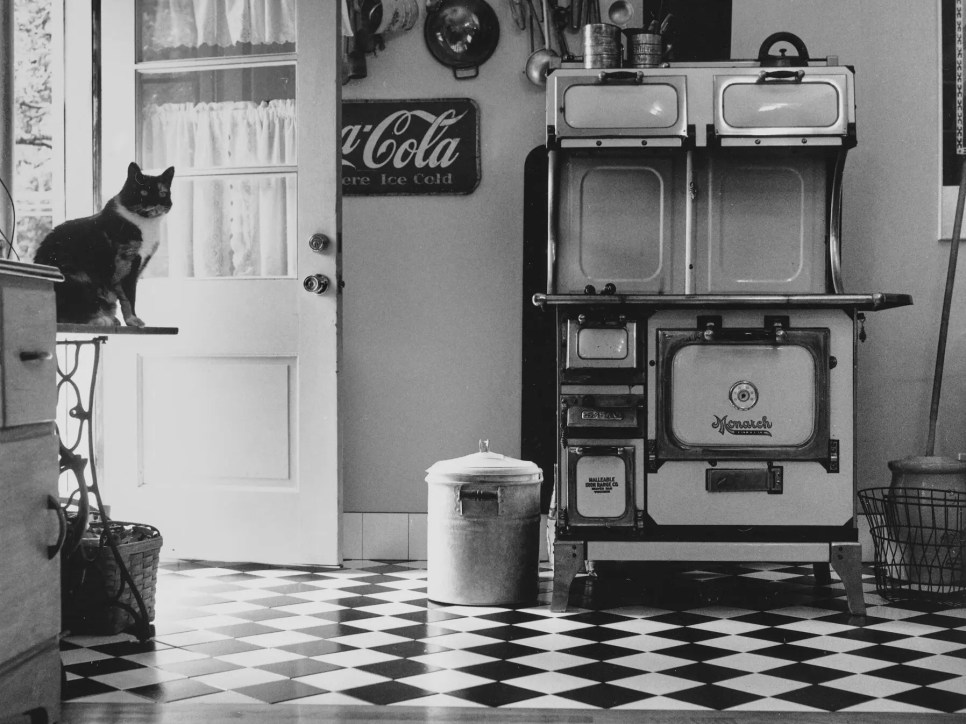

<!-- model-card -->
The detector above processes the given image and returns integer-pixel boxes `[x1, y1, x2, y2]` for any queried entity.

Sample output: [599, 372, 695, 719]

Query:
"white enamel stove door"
[646, 309, 854, 528]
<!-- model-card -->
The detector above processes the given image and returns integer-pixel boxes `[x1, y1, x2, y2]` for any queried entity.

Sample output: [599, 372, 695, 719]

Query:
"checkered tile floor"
[61, 559, 966, 712]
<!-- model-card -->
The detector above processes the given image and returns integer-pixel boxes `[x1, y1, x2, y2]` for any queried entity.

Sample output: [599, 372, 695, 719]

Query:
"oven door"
[653, 318, 832, 466]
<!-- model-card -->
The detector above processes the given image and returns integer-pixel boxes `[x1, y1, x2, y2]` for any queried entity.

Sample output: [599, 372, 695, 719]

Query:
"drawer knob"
[47, 494, 67, 559]
[20, 350, 53, 362]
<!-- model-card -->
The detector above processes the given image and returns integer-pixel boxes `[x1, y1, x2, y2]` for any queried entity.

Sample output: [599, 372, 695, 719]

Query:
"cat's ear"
[160, 166, 175, 184]
[127, 162, 142, 180]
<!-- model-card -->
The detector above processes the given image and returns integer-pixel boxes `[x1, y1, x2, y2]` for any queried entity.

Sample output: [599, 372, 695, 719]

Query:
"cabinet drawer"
[0, 637, 61, 724]
[0, 429, 60, 664]
[1, 278, 57, 428]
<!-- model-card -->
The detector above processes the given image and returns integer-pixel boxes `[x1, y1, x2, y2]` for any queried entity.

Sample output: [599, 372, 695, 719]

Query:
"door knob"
[303, 274, 330, 295]
[308, 233, 330, 253]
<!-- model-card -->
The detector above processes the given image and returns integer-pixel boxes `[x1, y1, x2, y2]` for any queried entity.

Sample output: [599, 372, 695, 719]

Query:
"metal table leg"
[56, 337, 155, 642]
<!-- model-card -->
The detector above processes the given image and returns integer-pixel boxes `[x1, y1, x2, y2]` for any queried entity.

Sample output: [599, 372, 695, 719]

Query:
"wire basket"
[62, 519, 162, 636]
[859, 487, 966, 606]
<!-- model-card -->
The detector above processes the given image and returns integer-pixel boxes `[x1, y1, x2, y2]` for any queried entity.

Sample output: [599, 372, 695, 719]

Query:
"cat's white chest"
[115, 203, 163, 256]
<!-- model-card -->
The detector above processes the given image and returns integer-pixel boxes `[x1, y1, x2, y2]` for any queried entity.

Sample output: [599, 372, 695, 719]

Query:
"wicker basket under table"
[62, 520, 162, 638]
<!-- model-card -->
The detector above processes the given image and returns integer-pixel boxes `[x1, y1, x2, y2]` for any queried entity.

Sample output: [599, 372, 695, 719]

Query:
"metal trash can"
[426, 441, 543, 605]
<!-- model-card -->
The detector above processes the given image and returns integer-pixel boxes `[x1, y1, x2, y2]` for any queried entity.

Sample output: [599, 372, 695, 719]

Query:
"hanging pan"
[424, 0, 500, 79]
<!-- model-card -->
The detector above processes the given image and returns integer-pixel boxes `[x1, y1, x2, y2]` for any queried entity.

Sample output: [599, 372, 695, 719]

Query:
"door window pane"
[147, 174, 297, 278]
[140, 66, 296, 170]
[138, 0, 296, 61]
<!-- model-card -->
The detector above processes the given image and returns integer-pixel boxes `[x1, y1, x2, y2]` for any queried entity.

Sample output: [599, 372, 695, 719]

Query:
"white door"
[96, 0, 342, 565]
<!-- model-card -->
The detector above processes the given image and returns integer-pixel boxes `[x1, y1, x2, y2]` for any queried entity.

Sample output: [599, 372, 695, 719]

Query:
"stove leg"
[829, 542, 866, 616]
[551, 541, 583, 613]
[813, 561, 832, 585]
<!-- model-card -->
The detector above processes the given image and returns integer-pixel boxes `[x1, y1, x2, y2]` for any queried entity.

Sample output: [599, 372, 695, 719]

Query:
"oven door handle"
[596, 70, 645, 85]
[700, 328, 788, 344]
[757, 69, 806, 83]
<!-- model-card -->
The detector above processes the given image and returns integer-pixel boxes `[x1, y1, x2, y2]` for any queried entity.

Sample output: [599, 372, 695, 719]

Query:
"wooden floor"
[61, 703, 960, 723]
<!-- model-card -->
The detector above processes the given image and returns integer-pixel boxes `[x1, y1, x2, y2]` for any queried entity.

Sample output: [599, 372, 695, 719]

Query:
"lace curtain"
[142, 100, 297, 278]
[143, 0, 297, 54]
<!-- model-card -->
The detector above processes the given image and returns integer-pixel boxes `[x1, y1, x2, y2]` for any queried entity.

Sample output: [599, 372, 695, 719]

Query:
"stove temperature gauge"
[729, 381, 758, 411]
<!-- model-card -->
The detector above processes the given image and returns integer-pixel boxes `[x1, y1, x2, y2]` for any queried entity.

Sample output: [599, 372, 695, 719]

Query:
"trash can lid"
[426, 440, 543, 482]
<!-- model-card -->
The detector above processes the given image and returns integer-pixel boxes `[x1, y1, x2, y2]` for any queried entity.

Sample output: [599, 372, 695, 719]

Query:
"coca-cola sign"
[342, 99, 481, 196]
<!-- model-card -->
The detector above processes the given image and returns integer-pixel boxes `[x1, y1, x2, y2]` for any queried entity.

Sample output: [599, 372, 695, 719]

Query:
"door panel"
[98, 0, 341, 565]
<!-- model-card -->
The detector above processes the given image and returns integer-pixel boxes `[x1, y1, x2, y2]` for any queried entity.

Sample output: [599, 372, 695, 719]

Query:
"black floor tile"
[664, 662, 755, 685]
[235, 679, 327, 704]
[561, 642, 655, 661]
[207, 622, 282, 638]
[764, 662, 852, 685]
[871, 664, 961, 687]
[888, 685, 966, 713]
[156, 657, 243, 677]
[452, 660, 543, 682]
[557, 661, 646, 683]
[465, 641, 543, 661]
[655, 642, 734, 662]
[356, 658, 443, 680]
[65, 657, 146, 678]
[127, 678, 222, 703]
[258, 658, 341, 678]
[558, 682, 653, 708]
[340, 680, 435, 705]
[775, 683, 876, 711]
[371, 640, 449, 658]
[665, 683, 761, 710]
[449, 681, 543, 707]
[62, 678, 116, 700]
[277, 639, 350, 657]
[752, 643, 831, 663]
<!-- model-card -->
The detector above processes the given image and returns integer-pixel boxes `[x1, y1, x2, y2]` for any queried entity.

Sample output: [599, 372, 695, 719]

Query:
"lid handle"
[479, 439, 489, 453]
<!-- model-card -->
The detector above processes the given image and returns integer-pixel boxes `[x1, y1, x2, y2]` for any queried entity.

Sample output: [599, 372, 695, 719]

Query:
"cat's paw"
[124, 315, 146, 328]
[89, 312, 120, 327]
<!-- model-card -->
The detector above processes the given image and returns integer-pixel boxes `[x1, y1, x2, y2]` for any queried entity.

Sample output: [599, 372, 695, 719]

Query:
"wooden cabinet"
[0, 261, 62, 724]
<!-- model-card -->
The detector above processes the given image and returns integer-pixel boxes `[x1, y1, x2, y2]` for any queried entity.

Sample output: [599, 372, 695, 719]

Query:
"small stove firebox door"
[565, 443, 639, 527]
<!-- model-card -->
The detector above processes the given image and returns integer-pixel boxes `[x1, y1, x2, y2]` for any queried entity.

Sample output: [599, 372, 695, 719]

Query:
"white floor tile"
[294, 667, 391, 691]
[192, 667, 288, 690]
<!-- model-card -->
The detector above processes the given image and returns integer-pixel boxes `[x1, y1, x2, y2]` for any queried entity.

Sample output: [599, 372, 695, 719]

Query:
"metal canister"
[426, 441, 543, 605]
[582, 23, 621, 69]
[625, 30, 663, 68]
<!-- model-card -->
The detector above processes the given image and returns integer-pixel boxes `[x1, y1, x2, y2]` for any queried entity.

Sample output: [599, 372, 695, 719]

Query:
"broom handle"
[926, 162, 966, 456]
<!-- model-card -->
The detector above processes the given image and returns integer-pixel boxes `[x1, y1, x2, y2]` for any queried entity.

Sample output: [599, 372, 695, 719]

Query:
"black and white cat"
[33, 162, 175, 327]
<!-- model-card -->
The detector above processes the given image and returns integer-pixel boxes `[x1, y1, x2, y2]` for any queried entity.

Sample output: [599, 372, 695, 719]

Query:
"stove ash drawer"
[562, 441, 643, 528]
[563, 394, 643, 430]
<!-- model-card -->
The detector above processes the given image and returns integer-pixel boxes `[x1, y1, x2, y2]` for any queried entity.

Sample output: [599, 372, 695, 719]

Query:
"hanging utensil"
[508, 0, 527, 29]
[424, 0, 501, 80]
[551, 1, 571, 59]
[524, 0, 559, 85]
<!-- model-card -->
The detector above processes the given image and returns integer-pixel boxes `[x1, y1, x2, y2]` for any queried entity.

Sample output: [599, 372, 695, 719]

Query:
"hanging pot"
[424, 0, 501, 80]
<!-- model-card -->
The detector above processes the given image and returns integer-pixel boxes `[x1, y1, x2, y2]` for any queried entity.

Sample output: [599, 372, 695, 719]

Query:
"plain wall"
[341, 3, 544, 512]
[343, 1, 958, 514]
